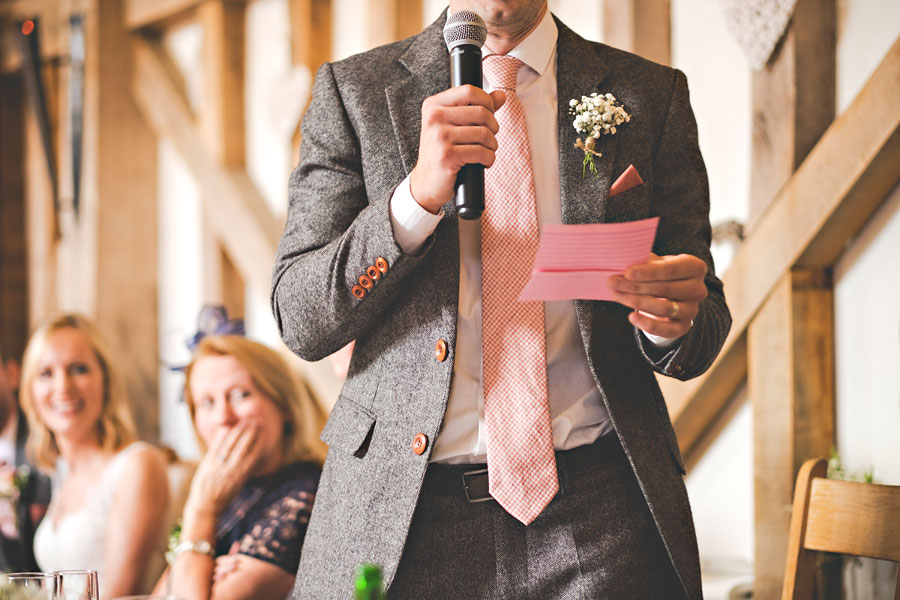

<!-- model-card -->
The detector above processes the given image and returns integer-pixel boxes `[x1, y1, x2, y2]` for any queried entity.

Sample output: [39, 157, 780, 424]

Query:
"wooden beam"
[132, 35, 281, 302]
[289, 0, 332, 163]
[93, 0, 160, 439]
[665, 34, 900, 463]
[602, 0, 671, 66]
[124, 0, 204, 31]
[199, 0, 245, 167]
[199, 0, 247, 314]
[749, 0, 835, 229]
[750, 269, 835, 598]
[201, 228, 246, 318]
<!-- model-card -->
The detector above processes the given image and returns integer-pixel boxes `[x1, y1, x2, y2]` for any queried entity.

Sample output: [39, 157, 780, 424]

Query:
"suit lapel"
[554, 19, 623, 352]
[555, 19, 615, 227]
[385, 14, 452, 213]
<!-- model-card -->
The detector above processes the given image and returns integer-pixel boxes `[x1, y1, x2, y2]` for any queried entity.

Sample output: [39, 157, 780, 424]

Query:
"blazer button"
[359, 274, 374, 290]
[351, 285, 366, 299]
[366, 265, 380, 280]
[412, 433, 428, 455]
[435, 339, 448, 362]
[375, 257, 389, 274]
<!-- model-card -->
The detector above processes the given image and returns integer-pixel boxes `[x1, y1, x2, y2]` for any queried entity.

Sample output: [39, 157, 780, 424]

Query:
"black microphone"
[443, 11, 488, 220]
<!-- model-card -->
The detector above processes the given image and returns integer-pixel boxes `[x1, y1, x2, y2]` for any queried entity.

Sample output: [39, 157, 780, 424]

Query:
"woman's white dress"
[33, 442, 169, 594]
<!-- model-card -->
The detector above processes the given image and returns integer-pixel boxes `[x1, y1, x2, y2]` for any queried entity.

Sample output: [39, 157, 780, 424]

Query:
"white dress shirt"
[390, 10, 670, 463]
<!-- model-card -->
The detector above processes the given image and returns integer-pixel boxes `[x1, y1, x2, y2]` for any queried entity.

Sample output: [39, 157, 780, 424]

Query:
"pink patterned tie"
[481, 55, 558, 525]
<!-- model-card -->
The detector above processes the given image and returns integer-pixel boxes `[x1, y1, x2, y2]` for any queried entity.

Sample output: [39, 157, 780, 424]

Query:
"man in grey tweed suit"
[272, 1, 730, 598]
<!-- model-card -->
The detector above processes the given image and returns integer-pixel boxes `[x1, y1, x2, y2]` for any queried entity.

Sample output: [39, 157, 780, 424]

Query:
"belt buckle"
[461, 468, 492, 503]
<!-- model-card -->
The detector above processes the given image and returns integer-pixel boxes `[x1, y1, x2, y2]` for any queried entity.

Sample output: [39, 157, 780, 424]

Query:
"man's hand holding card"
[519, 164, 707, 340]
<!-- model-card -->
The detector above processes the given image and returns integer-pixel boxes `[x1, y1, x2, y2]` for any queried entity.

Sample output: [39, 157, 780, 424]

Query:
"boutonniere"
[569, 92, 631, 177]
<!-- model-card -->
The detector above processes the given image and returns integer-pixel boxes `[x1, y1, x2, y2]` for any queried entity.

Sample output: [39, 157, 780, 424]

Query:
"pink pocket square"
[610, 164, 644, 197]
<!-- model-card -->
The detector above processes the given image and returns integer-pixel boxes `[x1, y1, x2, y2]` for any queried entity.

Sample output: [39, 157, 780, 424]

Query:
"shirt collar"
[453, 8, 558, 76]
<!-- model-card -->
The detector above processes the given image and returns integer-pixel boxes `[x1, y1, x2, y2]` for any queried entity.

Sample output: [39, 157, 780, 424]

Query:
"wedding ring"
[671, 300, 680, 319]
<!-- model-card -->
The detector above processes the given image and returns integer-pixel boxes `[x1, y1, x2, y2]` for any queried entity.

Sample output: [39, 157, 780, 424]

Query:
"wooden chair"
[782, 457, 900, 600]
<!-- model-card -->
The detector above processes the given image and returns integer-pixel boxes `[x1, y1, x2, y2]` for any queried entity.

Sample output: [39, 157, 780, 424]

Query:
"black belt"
[421, 434, 623, 503]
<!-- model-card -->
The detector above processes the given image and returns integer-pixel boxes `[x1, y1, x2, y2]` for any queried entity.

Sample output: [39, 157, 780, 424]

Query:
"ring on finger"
[671, 300, 680, 319]
[215, 454, 226, 463]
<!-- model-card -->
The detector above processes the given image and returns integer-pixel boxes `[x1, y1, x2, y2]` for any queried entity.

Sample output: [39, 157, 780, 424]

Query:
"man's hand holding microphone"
[410, 11, 501, 218]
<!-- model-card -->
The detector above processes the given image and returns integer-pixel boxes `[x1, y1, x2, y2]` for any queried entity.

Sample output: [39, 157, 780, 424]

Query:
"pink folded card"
[610, 164, 644, 197]
[518, 217, 659, 302]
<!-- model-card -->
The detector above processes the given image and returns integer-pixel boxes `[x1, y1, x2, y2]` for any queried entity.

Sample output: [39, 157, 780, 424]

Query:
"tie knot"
[483, 55, 522, 91]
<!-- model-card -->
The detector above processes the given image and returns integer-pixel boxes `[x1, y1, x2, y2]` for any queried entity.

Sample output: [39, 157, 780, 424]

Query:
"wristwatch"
[173, 539, 216, 560]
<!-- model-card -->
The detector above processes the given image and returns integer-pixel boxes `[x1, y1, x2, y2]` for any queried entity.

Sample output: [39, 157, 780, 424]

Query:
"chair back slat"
[804, 477, 900, 561]
[782, 458, 900, 600]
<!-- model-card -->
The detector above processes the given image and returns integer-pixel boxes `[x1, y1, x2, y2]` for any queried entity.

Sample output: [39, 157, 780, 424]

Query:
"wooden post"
[18, 8, 63, 329]
[199, 0, 247, 317]
[602, 0, 671, 66]
[749, 269, 835, 597]
[92, 0, 160, 438]
[748, 0, 836, 230]
[0, 73, 29, 359]
[747, 1, 836, 595]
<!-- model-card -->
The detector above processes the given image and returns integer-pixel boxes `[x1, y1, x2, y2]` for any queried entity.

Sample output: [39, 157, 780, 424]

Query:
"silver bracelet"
[173, 539, 216, 560]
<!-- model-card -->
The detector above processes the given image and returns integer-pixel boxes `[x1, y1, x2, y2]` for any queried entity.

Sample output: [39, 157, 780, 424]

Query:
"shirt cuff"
[641, 330, 680, 349]
[389, 174, 444, 254]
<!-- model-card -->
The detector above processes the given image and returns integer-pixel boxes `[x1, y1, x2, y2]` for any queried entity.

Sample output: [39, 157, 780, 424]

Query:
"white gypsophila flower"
[569, 90, 632, 177]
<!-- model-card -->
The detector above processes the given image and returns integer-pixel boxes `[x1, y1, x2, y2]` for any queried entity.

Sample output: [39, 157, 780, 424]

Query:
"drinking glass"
[53, 571, 98, 600]
[0, 572, 60, 600]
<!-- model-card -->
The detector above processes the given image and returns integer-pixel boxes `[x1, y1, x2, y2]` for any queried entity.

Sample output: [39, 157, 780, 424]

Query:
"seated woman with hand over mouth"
[155, 330, 326, 600]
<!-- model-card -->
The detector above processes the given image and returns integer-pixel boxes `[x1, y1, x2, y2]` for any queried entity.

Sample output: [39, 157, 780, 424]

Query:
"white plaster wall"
[158, 23, 206, 460]
[837, 0, 900, 113]
[332, 0, 373, 60]
[246, 0, 297, 222]
[157, 136, 204, 461]
[685, 392, 754, 576]
[672, 0, 751, 275]
[548, 0, 602, 41]
[834, 182, 900, 485]
[833, 0, 900, 511]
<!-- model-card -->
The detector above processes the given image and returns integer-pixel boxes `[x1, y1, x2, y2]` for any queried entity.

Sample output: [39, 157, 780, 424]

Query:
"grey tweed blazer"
[272, 13, 731, 600]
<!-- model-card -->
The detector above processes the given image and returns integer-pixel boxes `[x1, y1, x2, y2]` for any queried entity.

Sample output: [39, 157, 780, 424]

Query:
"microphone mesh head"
[443, 10, 487, 50]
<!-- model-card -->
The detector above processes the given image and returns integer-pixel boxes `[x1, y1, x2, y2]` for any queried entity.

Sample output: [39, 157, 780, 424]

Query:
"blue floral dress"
[215, 461, 321, 573]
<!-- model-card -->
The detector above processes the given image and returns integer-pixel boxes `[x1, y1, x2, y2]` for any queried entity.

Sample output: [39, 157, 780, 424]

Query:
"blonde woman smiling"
[20, 314, 170, 598]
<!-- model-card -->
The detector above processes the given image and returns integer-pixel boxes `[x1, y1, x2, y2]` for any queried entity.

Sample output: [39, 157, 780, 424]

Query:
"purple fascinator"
[169, 305, 245, 372]
[187, 305, 245, 352]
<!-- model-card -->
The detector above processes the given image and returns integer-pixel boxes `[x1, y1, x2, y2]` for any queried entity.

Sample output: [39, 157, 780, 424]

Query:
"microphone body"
[449, 44, 484, 220]
[444, 11, 488, 220]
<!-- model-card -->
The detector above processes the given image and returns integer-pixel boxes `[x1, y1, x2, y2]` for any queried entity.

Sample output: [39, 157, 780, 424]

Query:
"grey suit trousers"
[389, 435, 685, 599]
